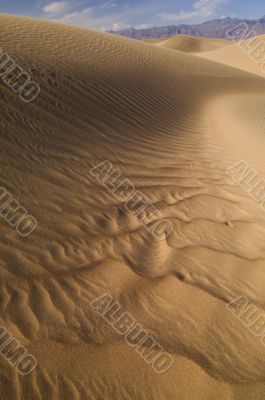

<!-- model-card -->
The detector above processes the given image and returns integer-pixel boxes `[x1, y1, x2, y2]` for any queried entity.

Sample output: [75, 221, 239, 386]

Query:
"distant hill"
[109, 16, 265, 40]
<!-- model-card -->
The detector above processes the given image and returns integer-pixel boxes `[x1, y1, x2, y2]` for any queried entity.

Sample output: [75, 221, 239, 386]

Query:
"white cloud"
[159, 0, 229, 22]
[111, 22, 130, 31]
[134, 23, 151, 29]
[100, 2, 119, 9]
[54, 7, 122, 30]
[109, 22, 151, 32]
[43, 1, 70, 13]
[51, 1, 161, 31]
[55, 7, 93, 24]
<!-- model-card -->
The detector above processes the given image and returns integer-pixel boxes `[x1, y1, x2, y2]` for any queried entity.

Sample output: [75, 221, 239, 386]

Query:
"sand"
[197, 35, 265, 77]
[143, 38, 165, 45]
[1, 13, 265, 399]
[157, 34, 230, 52]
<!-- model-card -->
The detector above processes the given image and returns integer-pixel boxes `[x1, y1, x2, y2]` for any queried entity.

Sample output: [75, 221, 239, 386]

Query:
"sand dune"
[158, 34, 230, 52]
[143, 38, 164, 45]
[198, 35, 265, 77]
[1, 13, 265, 399]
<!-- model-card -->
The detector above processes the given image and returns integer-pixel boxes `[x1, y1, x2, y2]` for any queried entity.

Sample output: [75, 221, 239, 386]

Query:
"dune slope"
[198, 34, 265, 77]
[1, 14, 265, 399]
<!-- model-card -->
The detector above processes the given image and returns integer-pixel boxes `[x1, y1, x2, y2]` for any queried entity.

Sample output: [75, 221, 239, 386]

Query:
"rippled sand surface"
[1, 14, 265, 399]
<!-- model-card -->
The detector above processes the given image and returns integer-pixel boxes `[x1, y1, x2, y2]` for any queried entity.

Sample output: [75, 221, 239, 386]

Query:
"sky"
[0, 0, 264, 31]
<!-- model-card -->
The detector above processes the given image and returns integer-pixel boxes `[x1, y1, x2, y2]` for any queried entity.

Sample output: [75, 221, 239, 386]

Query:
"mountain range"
[109, 16, 265, 40]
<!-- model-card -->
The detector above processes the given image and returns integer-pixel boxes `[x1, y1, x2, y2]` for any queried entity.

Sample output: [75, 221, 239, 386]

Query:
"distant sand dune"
[143, 38, 164, 44]
[158, 34, 230, 52]
[1, 13, 265, 399]
[197, 34, 265, 77]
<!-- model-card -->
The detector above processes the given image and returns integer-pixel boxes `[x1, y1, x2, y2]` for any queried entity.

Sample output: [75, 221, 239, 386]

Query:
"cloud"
[159, 0, 229, 22]
[52, 2, 153, 31]
[110, 22, 151, 32]
[100, 2, 119, 9]
[53, 6, 120, 30]
[111, 22, 131, 31]
[43, 1, 70, 13]
[55, 7, 93, 24]
[134, 23, 151, 29]
[51, 1, 166, 31]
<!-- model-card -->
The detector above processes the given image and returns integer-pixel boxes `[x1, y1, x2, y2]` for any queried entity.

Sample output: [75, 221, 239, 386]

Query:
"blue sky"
[0, 0, 264, 31]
